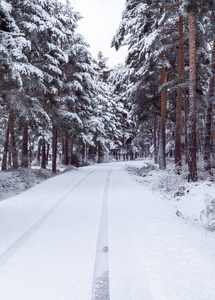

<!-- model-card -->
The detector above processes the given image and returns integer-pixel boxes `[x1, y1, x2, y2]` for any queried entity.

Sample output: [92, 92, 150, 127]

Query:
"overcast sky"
[68, 0, 127, 67]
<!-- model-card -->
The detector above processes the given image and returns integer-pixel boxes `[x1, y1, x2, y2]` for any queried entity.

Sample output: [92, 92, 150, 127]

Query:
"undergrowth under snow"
[0, 164, 75, 202]
[126, 159, 215, 232]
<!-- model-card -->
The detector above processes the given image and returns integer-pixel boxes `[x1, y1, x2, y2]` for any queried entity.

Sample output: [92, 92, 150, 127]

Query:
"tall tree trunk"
[188, 13, 197, 181]
[184, 93, 188, 163]
[175, 14, 185, 173]
[204, 100, 213, 172]
[8, 139, 12, 167]
[212, 124, 215, 167]
[46, 144, 50, 165]
[153, 114, 158, 164]
[158, 64, 167, 170]
[52, 126, 58, 173]
[41, 136, 46, 169]
[97, 141, 102, 163]
[70, 136, 74, 165]
[2, 119, 10, 171]
[10, 111, 18, 169]
[29, 145, 33, 164]
[2, 110, 18, 170]
[156, 117, 161, 162]
[21, 124, 29, 168]
[61, 137, 65, 164]
[37, 140, 41, 163]
[64, 137, 69, 165]
[204, 38, 215, 172]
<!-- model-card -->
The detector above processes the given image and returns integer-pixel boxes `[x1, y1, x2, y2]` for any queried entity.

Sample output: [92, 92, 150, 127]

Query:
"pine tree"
[112, 0, 184, 168]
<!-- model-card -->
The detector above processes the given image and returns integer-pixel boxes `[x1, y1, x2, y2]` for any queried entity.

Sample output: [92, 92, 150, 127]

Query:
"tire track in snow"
[91, 169, 111, 300]
[0, 169, 96, 270]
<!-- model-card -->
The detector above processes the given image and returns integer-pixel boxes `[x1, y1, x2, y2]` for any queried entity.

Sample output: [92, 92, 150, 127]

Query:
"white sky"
[67, 0, 127, 67]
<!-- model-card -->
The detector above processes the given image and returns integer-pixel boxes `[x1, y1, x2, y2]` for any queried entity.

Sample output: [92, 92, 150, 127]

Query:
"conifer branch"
[152, 1, 183, 10]
[0, 30, 25, 38]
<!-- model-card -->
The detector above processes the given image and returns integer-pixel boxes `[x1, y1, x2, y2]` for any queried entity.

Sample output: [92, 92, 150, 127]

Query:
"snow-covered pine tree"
[7, 0, 81, 170]
[0, 0, 42, 170]
[108, 64, 136, 160]
[112, 0, 212, 178]
[112, 0, 186, 169]
[60, 29, 99, 165]
[93, 52, 125, 162]
[199, 2, 215, 172]
[182, 0, 214, 181]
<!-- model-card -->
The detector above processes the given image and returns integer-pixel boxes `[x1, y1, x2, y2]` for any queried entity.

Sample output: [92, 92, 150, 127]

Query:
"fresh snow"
[0, 160, 214, 299]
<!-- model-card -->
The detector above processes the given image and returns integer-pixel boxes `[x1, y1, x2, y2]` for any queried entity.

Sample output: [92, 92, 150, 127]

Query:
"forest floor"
[0, 159, 214, 299]
[0, 163, 74, 201]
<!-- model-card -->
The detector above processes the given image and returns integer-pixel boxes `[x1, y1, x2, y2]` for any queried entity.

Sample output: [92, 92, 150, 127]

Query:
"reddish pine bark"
[158, 64, 167, 170]
[184, 94, 188, 163]
[175, 14, 185, 173]
[153, 114, 158, 164]
[204, 37, 215, 173]
[188, 13, 197, 182]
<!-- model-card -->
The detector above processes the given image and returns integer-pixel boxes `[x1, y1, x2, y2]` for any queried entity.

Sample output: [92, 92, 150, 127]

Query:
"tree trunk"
[154, 114, 158, 164]
[204, 100, 213, 172]
[184, 93, 188, 163]
[2, 110, 18, 170]
[97, 141, 102, 163]
[204, 37, 215, 172]
[37, 140, 41, 163]
[8, 139, 12, 167]
[70, 136, 74, 165]
[2, 120, 10, 171]
[46, 144, 50, 165]
[41, 136, 46, 169]
[21, 124, 29, 168]
[52, 126, 58, 173]
[175, 14, 185, 173]
[29, 145, 33, 164]
[158, 64, 167, 170]
[61, 137, 65, 164]
[10, 113, 18, 169]
[212, 124, 215, 167]
[64, 137, 69, 165]
[188, 13, 197, 181]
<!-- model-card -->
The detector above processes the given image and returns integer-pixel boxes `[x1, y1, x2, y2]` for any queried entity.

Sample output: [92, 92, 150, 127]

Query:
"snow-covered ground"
[0, 160, 214, 299]
[0, 166, 62, 201]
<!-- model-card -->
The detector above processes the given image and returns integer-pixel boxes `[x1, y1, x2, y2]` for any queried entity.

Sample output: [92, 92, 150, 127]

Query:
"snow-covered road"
[0, 161, 215, 299]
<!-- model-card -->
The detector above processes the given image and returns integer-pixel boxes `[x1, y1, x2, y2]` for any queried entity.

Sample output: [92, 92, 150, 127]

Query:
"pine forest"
[0, 0, 215, 182]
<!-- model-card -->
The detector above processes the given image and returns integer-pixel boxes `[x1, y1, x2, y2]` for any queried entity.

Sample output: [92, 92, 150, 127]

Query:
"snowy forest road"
[0, 168, 96, 271]
[0, 164, 114, 300]
[0, 161, 215, 300]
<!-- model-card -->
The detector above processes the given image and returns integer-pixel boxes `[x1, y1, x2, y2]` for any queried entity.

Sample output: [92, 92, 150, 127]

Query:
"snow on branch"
[152, 1, 183, 10]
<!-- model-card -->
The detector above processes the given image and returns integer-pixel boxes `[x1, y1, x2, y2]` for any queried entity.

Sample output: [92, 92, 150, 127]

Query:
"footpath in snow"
[0, 161, 214, 299]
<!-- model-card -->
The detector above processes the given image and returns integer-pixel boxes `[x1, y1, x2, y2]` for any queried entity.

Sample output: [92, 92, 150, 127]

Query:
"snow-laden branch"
[152, 1, 183, 10]
[0, 30, 25, 38]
